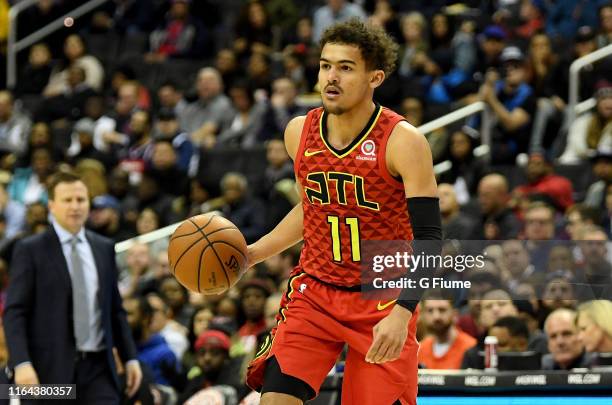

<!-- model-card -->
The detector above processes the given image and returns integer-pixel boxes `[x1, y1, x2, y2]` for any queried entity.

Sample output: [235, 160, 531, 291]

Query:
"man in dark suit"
[4, 171, 142, 403]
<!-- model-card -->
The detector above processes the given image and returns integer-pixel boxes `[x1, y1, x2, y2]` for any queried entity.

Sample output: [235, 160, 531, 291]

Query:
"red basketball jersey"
[295, 104, 413, 287]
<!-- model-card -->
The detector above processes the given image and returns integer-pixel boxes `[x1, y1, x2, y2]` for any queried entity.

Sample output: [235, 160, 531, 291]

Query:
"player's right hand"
[14, 363, 39, 385]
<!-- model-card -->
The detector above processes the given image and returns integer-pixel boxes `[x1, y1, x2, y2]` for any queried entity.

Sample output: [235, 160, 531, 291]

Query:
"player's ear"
[369, 69, 385, 89]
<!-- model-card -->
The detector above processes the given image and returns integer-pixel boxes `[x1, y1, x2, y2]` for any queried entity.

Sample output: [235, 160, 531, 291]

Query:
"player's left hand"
[366, 305, 412, 364]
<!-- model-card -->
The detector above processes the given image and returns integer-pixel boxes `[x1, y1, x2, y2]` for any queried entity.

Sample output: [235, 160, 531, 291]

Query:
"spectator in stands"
[214, 48, 241, 93]
[546, 0, 599, 40]
[596, 2, 612, 48]
[541, 272, 577, 313]
[262, 78, 308, 140]
[180, 68, 234, 148]
[94, 83, 136, 156]
[147, 293, 189, 361]
[577, 226, 612, 299]
[418, 292, 477, 369]
[516, 0, 546, 39]
[127, 171, 178, 226]
[157, 81, 187, 118]
[474, 174, 521, 239]
[543, 308, 593, 369]
[526, 33, 567, 152]
[397, 12, 428, 80]
[178, 330, 245, 404]
[124, 296, 178, 386]
[0, 91, 31, 157]
[561, 80, 612, 164]
[547, 244, 576, 277]
[17, 43, 53, 97]
[566, 203, 601, 240]
[480, 289, 520, 333]
[160, 276, 194, 328]
[88, 193, 134, 243]
[519, 201, 557, 275]
[216, 173, 266, 244]
[261, 139, 296, 231]
[216, 82, 267, 148]
[461, 289, 519, 368]
[458, 270, 503, 339]
[15, 122, 63, 168]
[119, 242, 153, 297]
[367, 0, 401, 42]
[186, 178, 211, 217]
[38, 65, 97, 123]
[438, 127, 488, 203]
[109, 66, 151, 111]
[246, 52, 273, 94]
[0, 183, 25, 241]
[148, 140, 189, 198]
[238, 279, 270, 353]
[148, 0, 208, 61]
[488, 316, 531, 354]
[44, 34, 104, 95]
[154, 108, 195, 174]
[90, 0, 155, 34]
[438, 183, 476, 239]
[7, 147, 54, 206]
[117, 110, 154, 185]
[67, 118, 115, 170]
[312, 0, 367, 42]
[502, 240, 539, 292]
[515, 152, 574, 212]
[584, 149, 612, 211]
[234, 1, 273, 59]
[577, 300, 612, 354]
[479, 46, 537, 164]
[473, 25, 507, 81]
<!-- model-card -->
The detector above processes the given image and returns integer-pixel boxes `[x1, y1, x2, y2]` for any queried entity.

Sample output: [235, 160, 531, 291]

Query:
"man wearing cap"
[178, 330, 246, 403]
[479, 46, 537, 164]
[475, 26, 507, 78]
[561, 80, 612, 164]
[88, 194, 134, 242]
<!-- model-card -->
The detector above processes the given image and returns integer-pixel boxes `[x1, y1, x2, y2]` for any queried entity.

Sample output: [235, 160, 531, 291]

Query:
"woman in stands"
[576, 300, 612, 354]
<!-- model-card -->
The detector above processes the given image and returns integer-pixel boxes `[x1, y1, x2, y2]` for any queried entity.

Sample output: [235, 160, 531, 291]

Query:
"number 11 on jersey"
[327, 215, 361, 262]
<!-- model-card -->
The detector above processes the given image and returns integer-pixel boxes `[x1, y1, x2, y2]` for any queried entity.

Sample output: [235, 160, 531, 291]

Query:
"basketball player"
[246, 19, 441, 405]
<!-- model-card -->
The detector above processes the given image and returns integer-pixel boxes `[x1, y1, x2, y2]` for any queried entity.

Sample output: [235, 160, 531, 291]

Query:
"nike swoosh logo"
[304, 149, 325, 157]
[377, 299, 397, 311]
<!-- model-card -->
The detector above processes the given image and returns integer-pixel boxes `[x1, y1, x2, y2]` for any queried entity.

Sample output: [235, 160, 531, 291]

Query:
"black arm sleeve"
[396, 197, 442, 313]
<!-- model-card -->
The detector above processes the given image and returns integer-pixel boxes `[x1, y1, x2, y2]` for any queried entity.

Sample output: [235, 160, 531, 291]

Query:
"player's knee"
[261, 392, 304, 405]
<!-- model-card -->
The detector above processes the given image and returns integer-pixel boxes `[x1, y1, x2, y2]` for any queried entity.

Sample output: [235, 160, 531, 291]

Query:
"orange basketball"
[168, 213, 248, 295]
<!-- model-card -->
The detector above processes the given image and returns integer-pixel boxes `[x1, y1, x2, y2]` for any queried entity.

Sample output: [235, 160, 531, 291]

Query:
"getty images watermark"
[370, 250, 486, 290]
[360, 239, 612, 302]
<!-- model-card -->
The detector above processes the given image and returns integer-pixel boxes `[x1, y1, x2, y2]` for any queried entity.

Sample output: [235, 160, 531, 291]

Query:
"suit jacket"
[3, 227, 137, 387]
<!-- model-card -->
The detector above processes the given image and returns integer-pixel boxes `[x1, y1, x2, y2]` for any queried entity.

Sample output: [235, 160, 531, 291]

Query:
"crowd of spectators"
[0, 0, 611, 403]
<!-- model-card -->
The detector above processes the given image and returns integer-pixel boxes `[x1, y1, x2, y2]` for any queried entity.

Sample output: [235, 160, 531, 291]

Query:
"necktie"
[70, 237, 90, 348]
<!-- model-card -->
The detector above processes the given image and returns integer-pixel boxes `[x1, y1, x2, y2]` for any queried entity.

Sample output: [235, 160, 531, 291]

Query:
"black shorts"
[261, 356, 315, 402]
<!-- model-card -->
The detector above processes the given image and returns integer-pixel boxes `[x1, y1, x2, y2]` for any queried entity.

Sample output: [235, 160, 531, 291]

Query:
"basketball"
[168, 213, 248, 295]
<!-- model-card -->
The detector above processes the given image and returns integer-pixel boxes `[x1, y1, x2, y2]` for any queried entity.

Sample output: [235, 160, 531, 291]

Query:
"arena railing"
[6, 0, 111, 89]
[568, 43, 612, 125]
